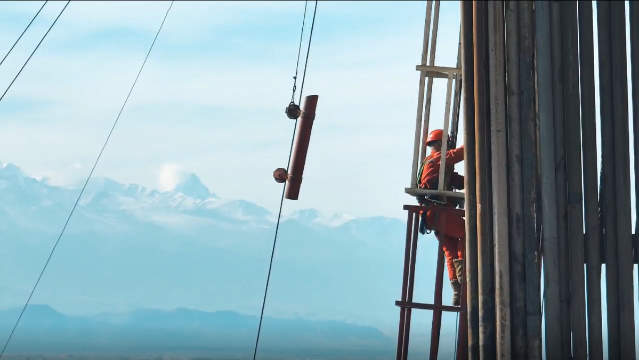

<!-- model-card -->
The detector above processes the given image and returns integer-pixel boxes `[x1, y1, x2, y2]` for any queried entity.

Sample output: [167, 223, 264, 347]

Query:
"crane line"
[0, 2, 174, 357]
[0, 1, 68, 104]
[0, 1, 49, 68]
[252, 2, 318, 359]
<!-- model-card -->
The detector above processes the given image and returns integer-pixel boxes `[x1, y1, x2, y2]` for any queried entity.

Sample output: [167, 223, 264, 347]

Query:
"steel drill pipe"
[285, 95, 318, 201]
[577, 2, 604, 359]
[461, 2, 479, 359]
[560, 2, 588, 359]
[505, 3, 527, 358]
[630, 0, 639, 327]
[609, 3, 636, 358]
[487, 2, 511, 359]
[533, 2, 562, 360]
[549, 3, 572, 358]
[596, 3, 621, 359]
[472, 2, 496, 359]
[518, 2, 542, 359]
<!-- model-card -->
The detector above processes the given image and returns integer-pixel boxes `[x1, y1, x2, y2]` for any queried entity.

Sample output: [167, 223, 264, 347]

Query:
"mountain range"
[0, 161, 459, 356]
[0, 304, 403, 357]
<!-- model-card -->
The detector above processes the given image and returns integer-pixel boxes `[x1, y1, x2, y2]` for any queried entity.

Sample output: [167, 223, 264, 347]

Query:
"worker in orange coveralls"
[416, 129, 466, 306]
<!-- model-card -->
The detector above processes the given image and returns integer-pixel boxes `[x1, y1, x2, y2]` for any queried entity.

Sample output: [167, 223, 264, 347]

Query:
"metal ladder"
[396, 1, 467, 359]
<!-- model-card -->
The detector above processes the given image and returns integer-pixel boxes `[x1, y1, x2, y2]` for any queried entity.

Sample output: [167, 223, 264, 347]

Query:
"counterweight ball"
[285, 102, 301, 120]
[273, 168, 289, 183]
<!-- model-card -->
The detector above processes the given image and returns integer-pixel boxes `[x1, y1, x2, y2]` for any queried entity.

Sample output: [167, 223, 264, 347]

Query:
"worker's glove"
[447, 138, 455, 149]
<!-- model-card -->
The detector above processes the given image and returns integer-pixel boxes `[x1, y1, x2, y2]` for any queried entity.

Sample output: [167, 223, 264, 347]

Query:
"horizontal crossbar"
[415, 65, 462, 75]
[405, 187, 466, 199]
[395, 301, 464, 313]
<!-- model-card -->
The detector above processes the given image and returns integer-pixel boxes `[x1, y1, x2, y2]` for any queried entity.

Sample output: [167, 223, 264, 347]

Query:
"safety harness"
[415, 157, 448, 235]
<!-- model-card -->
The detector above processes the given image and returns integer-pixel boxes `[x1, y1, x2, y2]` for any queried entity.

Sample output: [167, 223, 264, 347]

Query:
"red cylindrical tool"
[285, 95, 319, 200]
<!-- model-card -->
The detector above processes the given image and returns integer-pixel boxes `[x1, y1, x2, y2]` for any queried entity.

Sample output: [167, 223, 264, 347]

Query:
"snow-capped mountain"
[0, 162, 359, 232]
[0, 161, 450, 339]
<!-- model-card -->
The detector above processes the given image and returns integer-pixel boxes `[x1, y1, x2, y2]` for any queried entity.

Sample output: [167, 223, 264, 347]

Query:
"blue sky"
[0, 1, 462, 219]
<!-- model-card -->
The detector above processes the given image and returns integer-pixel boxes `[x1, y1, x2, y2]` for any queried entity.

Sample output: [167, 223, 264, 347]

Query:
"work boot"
[453, 259, 464, 283]
[451, 280, 461, 306]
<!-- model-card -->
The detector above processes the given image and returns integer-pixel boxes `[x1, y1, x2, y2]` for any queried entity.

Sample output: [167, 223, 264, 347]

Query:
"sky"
[0, 0, 462, 220]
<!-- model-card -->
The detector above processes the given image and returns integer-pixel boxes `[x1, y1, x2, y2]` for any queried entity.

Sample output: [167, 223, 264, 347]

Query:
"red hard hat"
[426, 129, 444, 145]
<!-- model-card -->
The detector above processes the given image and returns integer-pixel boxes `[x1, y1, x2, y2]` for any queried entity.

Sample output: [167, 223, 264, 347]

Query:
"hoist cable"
[0, 1, 68, 104]
[0, 1, 48, 68]
[296, 1, 317, 106]
[252, 2, 318, 360]
[0, 2, 174, 358]
[289, 1, 308, 104]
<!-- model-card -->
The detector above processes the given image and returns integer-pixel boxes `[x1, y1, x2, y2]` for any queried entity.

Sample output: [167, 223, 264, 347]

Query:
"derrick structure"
[397, 1, 639, 360]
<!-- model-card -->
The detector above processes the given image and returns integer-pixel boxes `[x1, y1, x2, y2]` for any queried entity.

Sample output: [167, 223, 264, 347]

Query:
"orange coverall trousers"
[426, 207, 465, 281]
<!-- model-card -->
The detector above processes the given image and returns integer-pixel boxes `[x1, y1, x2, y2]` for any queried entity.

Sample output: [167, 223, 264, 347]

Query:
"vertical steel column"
[560, 2, 588, 359]
[473, 2, 496, 359]
[401, 212, 422, 359]
[461, 2, 479, 359]
[487, 2, 511, 359]
[429, 246, 445, 360]
[534, 2, 562, 360]
[505, 2, 527, 358]
[608, 3, 635, 358]
[630, 0, 639, 325]
[549, 3, 572, 358]
[396, 211, 416, 360]
[595, 3, 620, 359]
[410, 1, 434, 189]
[518, 2, 542, 359]
[419, 1, 441, 165]
[577, 2, 603, 359]
[519, 1, 541, 359]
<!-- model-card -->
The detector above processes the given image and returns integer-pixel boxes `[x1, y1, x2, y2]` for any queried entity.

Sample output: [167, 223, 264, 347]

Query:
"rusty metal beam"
[429, 244, 445, 360]
[396, 210, 415, 360]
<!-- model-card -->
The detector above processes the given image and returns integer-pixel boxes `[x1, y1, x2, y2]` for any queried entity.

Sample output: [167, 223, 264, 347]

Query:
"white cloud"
[157, 163, 186, 191]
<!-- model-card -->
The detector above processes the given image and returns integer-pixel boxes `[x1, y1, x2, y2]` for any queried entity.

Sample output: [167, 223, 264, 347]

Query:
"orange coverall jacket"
[418, 145, 466, 281]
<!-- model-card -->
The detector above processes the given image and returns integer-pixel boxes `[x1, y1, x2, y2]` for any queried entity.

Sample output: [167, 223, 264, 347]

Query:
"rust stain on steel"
[285, 95, 319, 200]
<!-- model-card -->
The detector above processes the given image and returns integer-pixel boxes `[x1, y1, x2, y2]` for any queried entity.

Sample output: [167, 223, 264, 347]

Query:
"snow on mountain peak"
[290, 209, 322, 222]
[0, 160, 360, 230]
[172, 173, 215, 200]
[288, 209, 355, 227]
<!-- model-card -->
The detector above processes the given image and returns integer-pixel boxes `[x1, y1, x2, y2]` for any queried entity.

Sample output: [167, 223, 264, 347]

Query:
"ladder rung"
[415, 65, 462, 76]
[395, 301, 464, 313]
[405, 187, 466, 199]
